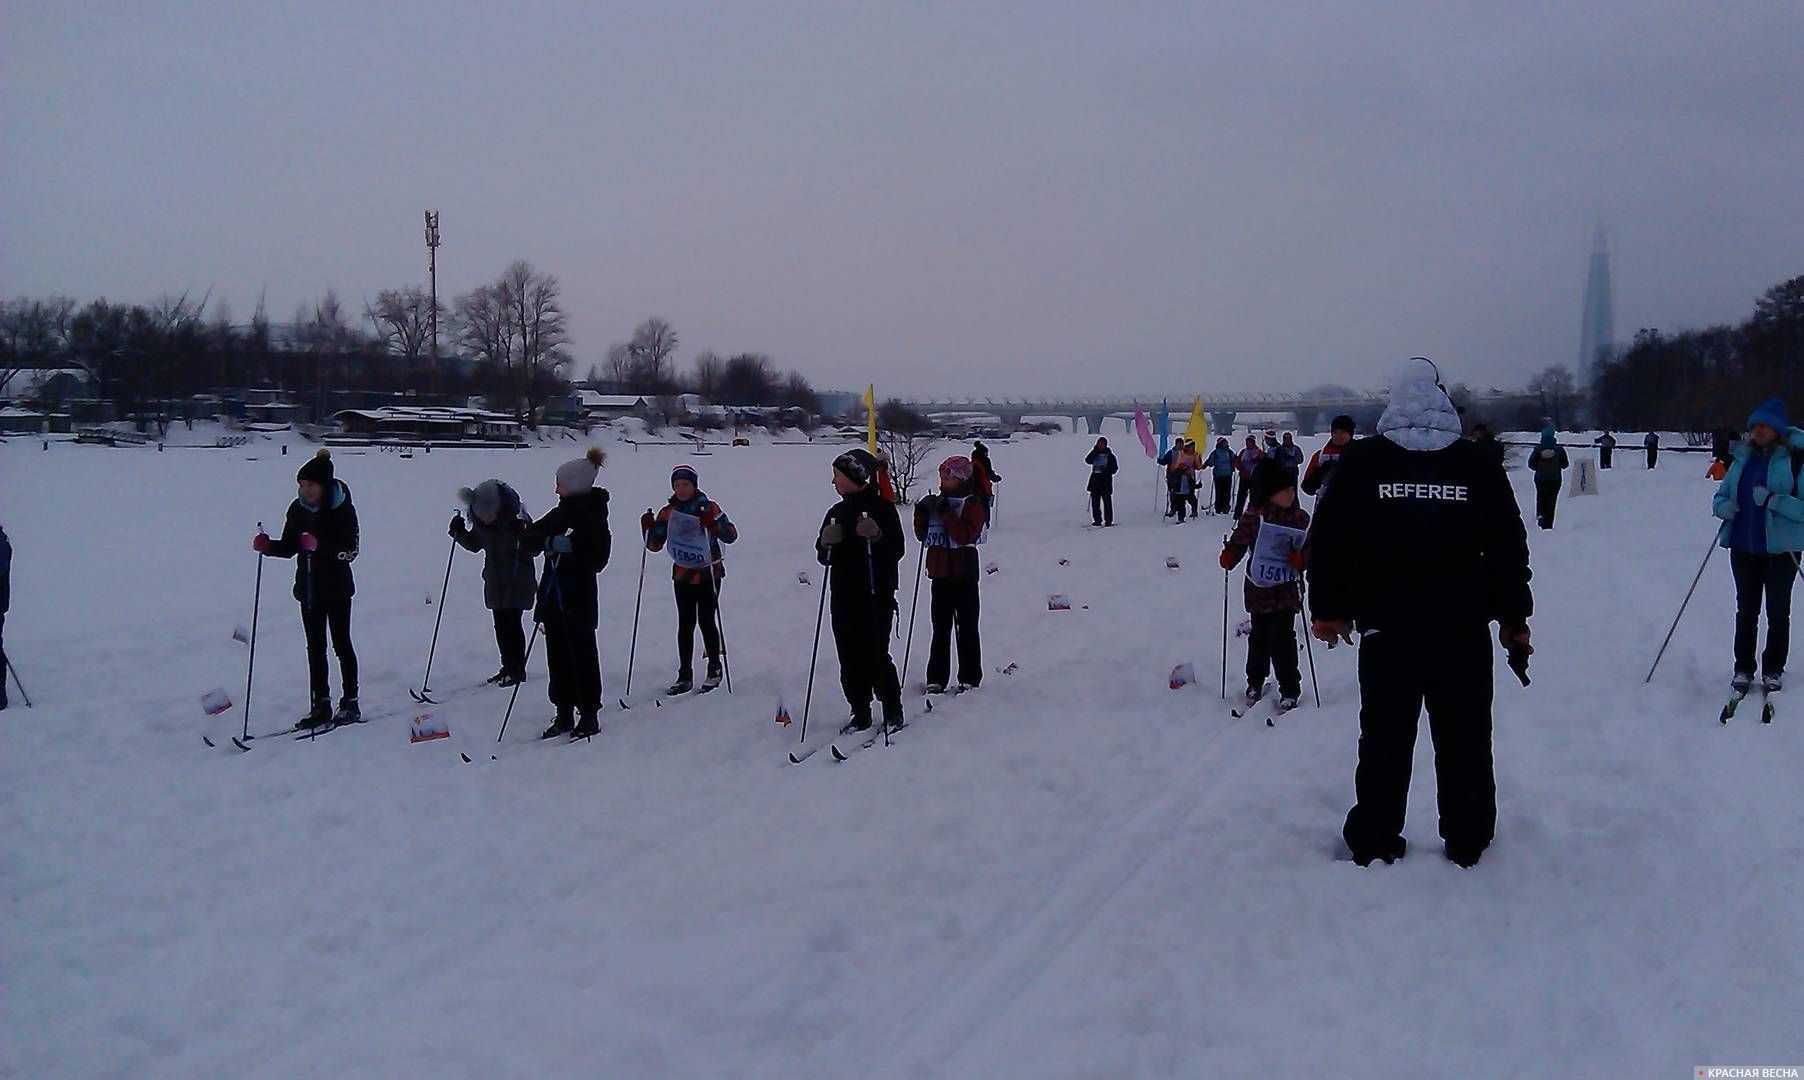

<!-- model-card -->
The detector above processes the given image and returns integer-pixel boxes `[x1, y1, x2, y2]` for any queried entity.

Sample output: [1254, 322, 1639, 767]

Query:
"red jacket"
[912, 490, 989, 580]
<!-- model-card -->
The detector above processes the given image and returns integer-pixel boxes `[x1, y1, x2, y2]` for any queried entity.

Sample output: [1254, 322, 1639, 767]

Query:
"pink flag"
[1134, 407, 1157, 459]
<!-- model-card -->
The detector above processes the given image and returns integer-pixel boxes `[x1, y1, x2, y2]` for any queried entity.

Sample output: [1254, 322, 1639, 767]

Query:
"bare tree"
[0, 295, 75, 394]
[878, 399, 937, 502]
[691, 350, 724, 400]
[499, 260, 572, 424]
[1526, 364, 1578, 429]
[452, 283, 515, 406]
[366, 286, 440, 362]
[720, 352, 780, 405]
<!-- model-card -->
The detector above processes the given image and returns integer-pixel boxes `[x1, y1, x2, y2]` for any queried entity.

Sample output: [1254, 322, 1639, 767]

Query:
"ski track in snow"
[3, 430, 1801, 1077]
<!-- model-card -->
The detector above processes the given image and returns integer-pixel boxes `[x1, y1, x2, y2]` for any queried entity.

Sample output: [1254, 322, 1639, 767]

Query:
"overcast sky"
[4, 2, 1800, 397]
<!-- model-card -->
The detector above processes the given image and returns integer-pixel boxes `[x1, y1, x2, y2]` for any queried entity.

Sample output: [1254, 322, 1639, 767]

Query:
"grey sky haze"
[3, 1, 1800, 396]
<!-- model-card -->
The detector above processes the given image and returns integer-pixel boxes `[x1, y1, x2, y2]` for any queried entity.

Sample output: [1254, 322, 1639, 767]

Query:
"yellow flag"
[864, 384, 878, 453]
[1182, 396, 1208, 444]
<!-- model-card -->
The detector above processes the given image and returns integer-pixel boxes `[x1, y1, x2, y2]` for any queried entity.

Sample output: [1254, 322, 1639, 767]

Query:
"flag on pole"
[1182, 396, 1208, 445]
[863, 384, 878, 454]
[1133, 407, 1157, 459]
[1156, 400, 1170, 459]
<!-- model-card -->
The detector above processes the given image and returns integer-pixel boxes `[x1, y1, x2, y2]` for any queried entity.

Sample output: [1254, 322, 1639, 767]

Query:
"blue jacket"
[1714, 428, 1804, 553]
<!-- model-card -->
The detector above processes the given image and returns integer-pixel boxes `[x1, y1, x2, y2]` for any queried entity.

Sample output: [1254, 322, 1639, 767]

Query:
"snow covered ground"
[2, 431, 1799, 1077]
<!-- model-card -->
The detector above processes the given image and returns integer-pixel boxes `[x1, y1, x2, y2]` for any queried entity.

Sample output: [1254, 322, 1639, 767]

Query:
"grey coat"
[454, 480, 539, 611]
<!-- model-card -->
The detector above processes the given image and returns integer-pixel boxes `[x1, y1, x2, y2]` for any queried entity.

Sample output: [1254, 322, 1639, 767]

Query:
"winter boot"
[700, 658, 723, 692]
[572, 710, 601, 739]
[495, 670, 525, 688]
[485, 669, 508, 685]
[1351, 835, 1408, 868]
[332, 697, 362, 724]
[1732, 671, 1755, 696]
[294, 698, 333, 730]
[840, 709, 873, 735]
[882, 700, 906, 735]
[1762, 672, 1785, 693]
[541, 707, 575, 740]
[1277, 695, 1299, 712]
[925, 682, 947, 695]
[1243, 683, 1266, 709]
[1443, 840, 1485, 869]
[666, 671, 693, 696]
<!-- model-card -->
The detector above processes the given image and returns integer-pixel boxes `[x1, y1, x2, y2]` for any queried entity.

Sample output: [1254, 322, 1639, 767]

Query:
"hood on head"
[1376, 357, 1462, 452]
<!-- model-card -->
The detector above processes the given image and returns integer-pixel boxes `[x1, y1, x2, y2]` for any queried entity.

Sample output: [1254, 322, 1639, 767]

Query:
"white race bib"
[665, 510, 713, 569]
[924, 496, 987, 548]
[1248, 520, 1306, 588]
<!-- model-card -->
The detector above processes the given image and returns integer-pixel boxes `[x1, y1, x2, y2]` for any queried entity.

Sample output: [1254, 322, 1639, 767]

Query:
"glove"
[449, 514, 465, 538]
[298, 533, 319, 553]
[549, 535, 574, 554]
[918, 493, 942, 516]
[855, 514, 881, 540]
[1285, 549, 1306, 570]
[640, 510, 656, 534]
[1752, 486, 1771, 508]
[252, 532, 271, 554]
[819, 522, 844, 547]
[1219, 548, 1235, 570]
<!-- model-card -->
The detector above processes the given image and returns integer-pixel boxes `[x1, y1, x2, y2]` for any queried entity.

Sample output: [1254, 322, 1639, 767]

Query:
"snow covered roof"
[577, 391, 648, 408]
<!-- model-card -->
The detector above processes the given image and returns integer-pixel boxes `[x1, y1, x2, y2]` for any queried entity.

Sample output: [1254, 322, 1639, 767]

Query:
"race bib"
[1248, 520, 1305, 588]
[924, 496, 986, 548]
[665, 510, 713, 569]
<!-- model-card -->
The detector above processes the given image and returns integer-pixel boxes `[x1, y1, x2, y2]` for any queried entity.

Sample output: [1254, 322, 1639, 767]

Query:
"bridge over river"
[901, 391, 1541, 436]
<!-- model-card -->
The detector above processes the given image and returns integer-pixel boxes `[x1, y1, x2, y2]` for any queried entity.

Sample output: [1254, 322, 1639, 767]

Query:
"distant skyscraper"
[1579, 226, 1614, 379]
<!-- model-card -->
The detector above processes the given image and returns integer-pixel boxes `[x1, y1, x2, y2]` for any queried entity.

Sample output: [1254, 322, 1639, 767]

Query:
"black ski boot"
[294, 698, 333, 730]
[332, 696, 362, 724]
[495, 670, 525, 688]
[882, 700, 906, 735]
[699, 658, 723, 692]
[1443, 840, 1484, 869]
[839, 710, 873, 735]
[485, 669, 508, 685]
[541, 708, 574, 740]
[572, 709, 601, 739]
[666, 671, 693, 696]
[1351, 835, 1408, 868]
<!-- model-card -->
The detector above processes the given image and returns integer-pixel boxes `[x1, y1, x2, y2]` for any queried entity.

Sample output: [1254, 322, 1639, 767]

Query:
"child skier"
[914, 455, 990, 693]
[450, 479, 538, 686]
[1529, 426, 1570, 529]
[522, 448, 612, 739]
[252, 448, 361, 728]
[641, 464, 739, 695]
[816, 448, 906, 734]
[1220, 458, 1310, 713]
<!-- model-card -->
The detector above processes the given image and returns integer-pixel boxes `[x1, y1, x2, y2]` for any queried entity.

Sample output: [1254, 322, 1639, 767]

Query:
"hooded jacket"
[1529, 430, 1569, 482]
[454, 480, 538, 611]
[1308, 359, 1532, 633]
[1713, 426, 1804, 555]
[265, 480, 359, 607]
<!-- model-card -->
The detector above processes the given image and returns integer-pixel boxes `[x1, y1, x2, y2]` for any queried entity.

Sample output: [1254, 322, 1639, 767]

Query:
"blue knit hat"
[1748, 397, 1788, 434]
[671, 463, 699, 486]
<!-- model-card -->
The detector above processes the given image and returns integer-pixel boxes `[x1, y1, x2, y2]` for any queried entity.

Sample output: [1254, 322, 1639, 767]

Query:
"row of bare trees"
[596, 317, 822, 413]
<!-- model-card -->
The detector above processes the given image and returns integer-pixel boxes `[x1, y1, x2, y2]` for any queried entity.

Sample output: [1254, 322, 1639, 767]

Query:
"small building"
[329, 406, 524, 444]
[575, 391, 651, 422]
[0, 407, 72, 435]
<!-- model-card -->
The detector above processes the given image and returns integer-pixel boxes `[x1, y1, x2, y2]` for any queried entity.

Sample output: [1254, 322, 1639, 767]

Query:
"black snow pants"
[493, 608, 528, 677]
[1646, 447, 1658, 469]
[926, 577, 982, 689]
[543, 616, 602, 717]
[1234, 476, 1253, 517]
[1343, 623, 1496, 861]
[831, 591, 902, 723]
[674, 578, 722, 677]
[1213, 475, 1233, 514]
[301, 599, 358, 704]
[1090, 490, 1114, 526]
[1534, 476, 1560, 529]
[1730, 549, 1796, 678]
[1599, 449, 1612, 469]
[1246, 610, 1301, 699]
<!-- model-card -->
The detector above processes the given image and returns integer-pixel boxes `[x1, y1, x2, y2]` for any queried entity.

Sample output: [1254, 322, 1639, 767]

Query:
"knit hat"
[833, 447, 878, 487]
[1748, 397, 1789, 434]
[461, 479, 504, 519]
[671, 464, 699, 487]
[939, 455, 975, 485]
[1250, 457, 1293, 504]
[296, 448, 333, 487]
[556, 447, 606, 494]
[1331, 414, 1356, 434]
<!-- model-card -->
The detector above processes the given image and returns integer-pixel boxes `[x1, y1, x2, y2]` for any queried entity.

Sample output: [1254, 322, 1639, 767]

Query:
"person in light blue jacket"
[1713, 397, 1804, 694]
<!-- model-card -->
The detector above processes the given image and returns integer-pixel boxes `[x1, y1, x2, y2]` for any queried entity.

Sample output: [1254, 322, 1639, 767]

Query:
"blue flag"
[1156, 399, 1170, 459]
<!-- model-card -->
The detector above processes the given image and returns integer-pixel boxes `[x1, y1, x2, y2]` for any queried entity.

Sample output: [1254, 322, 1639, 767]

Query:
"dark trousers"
[1599, 449, 1612, 469]
[1646, 447, 1658, 468]
[1168, 490, 1188, 522]
[493, 608, 528, 675]
[1534, 477, 1560, 529]
[1234, 476, 1252, 517]
[1730, 549, 1796, 677]
[674, 578, 722, 676]
[300, 600, 358, 704]
[1343, 625, 1496, 859]
[1, 611, 8, 709]
[831, 593, 902, 721]
[927, 577, 982, 688]
[1213, 475, 1233, 514]
[543, 617, 601, 715]
[1090, 489, 1113, 526]
[1246, 609, 1301, 698]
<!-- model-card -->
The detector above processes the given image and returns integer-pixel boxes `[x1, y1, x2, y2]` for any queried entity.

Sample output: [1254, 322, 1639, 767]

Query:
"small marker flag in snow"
[774, 700, 793, 726]
[201, 688, 233, 715]
[797, 570, 810, 585]
[1048, 595, 1072, 611]
[410, 708, 450, 743]
[232, 623, 252, 645]
[985, 561, 999, 575]
[1169, 663, 1196, 690]
[1166, 556, 1181, 569]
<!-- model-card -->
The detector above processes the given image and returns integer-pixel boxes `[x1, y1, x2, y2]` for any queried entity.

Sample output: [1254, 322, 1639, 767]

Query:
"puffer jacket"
[264, 480, 359, 608]
[453, 480, 538, 611]
[1714, 428, 1804, 554]
[645, 490, 738, 586]
[524, 490, 612, 628]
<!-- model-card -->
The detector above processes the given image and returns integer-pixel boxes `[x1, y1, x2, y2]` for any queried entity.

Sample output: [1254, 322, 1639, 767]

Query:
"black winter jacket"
[264, 480, 360, 608]
[524, 490, 611, 627]
[1307, 436, 1532, 634]
[1085, 447, 1119, 494]
[454, 483, 538, 611]
[816, 488, 905, 598]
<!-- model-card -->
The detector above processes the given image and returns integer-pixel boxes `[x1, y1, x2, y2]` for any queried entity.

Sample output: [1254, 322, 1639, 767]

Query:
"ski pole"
[6, 655, 32, 708]
[799, 554, 831, 743]
[1220, 539, 1230, 700]
[1645, 535, 1719, 683]
[624, 514, 650, 696]
[412, 532, 458, 703]
[244, 523, 265, 741]
[707, 555, 732, 693]
[1300, 578, 1321, 708]
[900, 539, 927, 685]
[496, 621, 542, 742]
